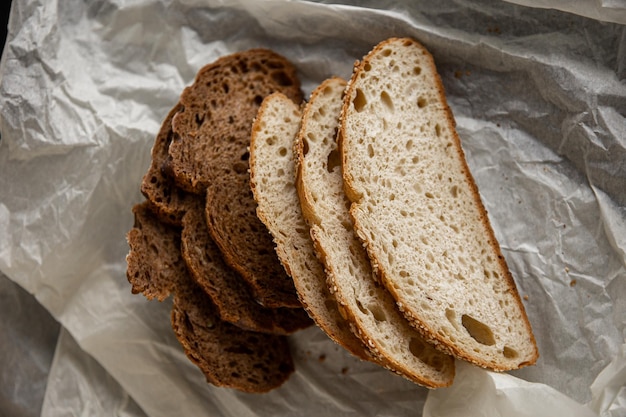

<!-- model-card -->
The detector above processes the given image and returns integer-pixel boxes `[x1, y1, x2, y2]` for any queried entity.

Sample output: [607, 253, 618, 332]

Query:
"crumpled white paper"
[1, 0, 625, 416]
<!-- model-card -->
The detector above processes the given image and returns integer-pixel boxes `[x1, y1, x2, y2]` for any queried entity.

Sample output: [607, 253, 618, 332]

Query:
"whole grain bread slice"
[171, 276, 295, 393]
[141, 103, 196, 226]
[295, 77, 455, 388]
[249, 92, 372, 361]
[181, 196, 312, 334]
[168, 48, 304, 194]
[126, 201, 295, 392]
[126, 201, 184, 300]
[168, 49, 304, 308]
[340, 37, 538, 371]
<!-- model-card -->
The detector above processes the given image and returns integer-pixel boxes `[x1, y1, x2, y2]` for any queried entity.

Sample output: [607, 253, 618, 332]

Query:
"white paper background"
[1, 0, 625, 416]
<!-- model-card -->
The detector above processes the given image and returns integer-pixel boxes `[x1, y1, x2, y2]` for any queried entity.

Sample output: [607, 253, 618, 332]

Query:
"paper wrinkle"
[1, 1, 625, 416]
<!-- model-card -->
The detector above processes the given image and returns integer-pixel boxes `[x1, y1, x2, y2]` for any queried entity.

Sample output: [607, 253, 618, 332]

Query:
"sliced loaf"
[340, 37, 538, 371]
[167, 49, 304, 308]
[295, 77, 455, 387]
[181, 197, 312, 334]
[126, 200, 295, 392]
[249, 92, 372, 361]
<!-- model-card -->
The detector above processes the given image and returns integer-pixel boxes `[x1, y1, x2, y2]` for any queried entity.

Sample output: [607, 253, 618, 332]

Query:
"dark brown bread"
[140, 103, 196, 226]
[126, 201, 295, 392]
[171, 277, 295, 393]
[168, 48, 304, 308]
[126, 201, 184, 301]
[181, 197, 313, 334]
[168, 48, 304, 193]
[204, 172, 302, 308]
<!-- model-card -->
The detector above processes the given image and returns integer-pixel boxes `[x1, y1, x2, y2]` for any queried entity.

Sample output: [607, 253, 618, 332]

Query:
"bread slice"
[126, 201, 185, 301]
[295, 77, 455, 387]
[249, 92, 372, 361]
[126, 201, 295, 392]
[171, 276, 295, 393]
[181, 196, 313, 334]
[168, 48, 304, 194]
[340, 37, 538, 371]
[141, 103, 196, 226]
[167, 49, 304, 309]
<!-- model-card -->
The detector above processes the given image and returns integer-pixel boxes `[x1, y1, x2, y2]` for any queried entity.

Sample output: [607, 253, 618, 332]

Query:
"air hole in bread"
[413, 66, 422, 75]
[195, 113, 205, 127]
[369, 303, 387, 322]
[406, 139, 414, 151]
[254, 95, 264, 106]
[277, 168, 285, 177]
[450, 185, 458, 198]
[271, 71, 294, 87]
[417, 96, 427, 108]
[327, 149, 341, 173]
[450, 224, 459, 233]
[278, 147, 287, 157]
[435, 123, 442, 137]
[503, 346, 519, 359]
[462, 314, 496, 346]
[380, 90, 394, 112]
[353, 88, 367, 112]
[367, 144, 375, 158]
[445, 308, 461, 331]
[425, 192, 434, 199]
[233, 162, 247, 174]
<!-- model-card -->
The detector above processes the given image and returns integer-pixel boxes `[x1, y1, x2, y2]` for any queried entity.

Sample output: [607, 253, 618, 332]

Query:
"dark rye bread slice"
[126, 201, 184, 300]
[168, 48, 304, 194]
[171, 276, 295, 393]
[141, 103, 196, 226]
[204, 171, 301, 308]
[168, 48, 304, 308]
[181, 197, 313, 334]
[126, 201, 295, 392]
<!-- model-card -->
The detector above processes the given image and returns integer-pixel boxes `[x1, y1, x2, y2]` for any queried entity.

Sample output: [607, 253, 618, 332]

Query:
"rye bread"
[168, 48, 304, 308]
[141, 103, 195, 226]
[126, 201, 295, 392]
[126, 201, 184, 301]
[171, 276, 295, 393]
[181, 197, 313, 334]
[340, 37, 538, 370]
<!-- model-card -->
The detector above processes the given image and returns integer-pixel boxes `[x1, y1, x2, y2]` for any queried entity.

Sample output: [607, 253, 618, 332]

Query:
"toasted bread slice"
[340, 37, 538, 371]
[249, 92, 372, 361]
[181, 197, 312, 334]
[295, 77, 455, 387]
[168, 49, 304, 308]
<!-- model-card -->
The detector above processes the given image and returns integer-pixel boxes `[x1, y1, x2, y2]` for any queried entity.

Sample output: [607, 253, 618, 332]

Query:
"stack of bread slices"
[126, 37, 538, 393]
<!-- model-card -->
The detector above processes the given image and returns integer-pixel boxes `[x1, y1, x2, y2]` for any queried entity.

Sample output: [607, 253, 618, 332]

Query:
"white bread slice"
[295, 76, 455, 388]
[340, 37, 538, 371]
[249, 92, 372, 361]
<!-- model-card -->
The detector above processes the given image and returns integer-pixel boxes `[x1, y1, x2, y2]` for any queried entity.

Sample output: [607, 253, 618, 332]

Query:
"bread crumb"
[341, 367, 349, 374]
[318, 354, 326, 362]
[523, 295, 529, 301]
[565, 266, 570, 273]
[570, 279, 577, 287]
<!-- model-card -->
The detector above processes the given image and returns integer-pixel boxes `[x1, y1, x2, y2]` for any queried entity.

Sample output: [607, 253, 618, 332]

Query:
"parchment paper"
[1, 0, 625, 416]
